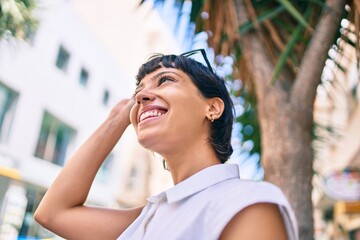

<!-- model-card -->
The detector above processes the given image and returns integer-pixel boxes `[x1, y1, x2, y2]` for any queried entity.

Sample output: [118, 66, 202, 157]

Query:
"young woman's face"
[130, 67, 210, 154]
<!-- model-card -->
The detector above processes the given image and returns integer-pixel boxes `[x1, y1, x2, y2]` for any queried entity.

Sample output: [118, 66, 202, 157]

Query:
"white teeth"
[139, 110, 164, 122]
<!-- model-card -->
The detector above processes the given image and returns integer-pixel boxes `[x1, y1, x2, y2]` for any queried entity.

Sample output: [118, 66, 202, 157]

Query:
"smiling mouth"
[139, 109, 167, 122]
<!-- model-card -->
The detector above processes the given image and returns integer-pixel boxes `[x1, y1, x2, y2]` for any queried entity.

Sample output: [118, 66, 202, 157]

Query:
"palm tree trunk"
[240, 31, 315, 238]
[234, 0, 346, 239]
[260, 97, 314, 240]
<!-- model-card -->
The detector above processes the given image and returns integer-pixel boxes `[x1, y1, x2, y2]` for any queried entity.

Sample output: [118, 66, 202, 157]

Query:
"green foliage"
[269, 22, 305, 85]
[140, 0, 359, 164]
[239, 6, 285, 34]
[275, 0, 312, 30]
[0, 0, 38, 40]
[236, 97, 261, 156]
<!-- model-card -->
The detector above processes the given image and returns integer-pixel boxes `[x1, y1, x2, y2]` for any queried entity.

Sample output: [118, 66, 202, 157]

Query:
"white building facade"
[0, 0, 175, 238]
[0, 0, 196, 238]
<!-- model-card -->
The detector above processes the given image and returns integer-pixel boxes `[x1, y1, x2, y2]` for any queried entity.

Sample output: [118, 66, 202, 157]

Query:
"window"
[18, 185, 54, 239]
[79, 68, 89, 87]
[102, 89, 110, 106]
[126, 165, 138, 189]
[55, 45, 70, 72]
[34, 112, 75, 166]
[96, 153, 114, 183]
[0, 82, 18, 143]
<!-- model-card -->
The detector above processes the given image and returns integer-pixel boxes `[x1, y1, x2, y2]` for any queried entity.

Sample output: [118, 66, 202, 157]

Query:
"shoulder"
[208, 178, 289, 207]
[204, 179, 298, 240]
[219, 202, 288, 240]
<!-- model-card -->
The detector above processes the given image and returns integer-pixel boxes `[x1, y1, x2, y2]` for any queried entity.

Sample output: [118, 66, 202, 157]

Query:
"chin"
[137, 133, 157, 150]
[137, 135, 169, 155]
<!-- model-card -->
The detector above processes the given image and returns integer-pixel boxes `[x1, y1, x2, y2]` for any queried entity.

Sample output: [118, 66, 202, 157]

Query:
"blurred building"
[71, 0, 193, 206]
[313, 23, 360, 240]
[71, 0, 191, 77]
[0, 0, 181, 239]
[71, 0, 202, 207]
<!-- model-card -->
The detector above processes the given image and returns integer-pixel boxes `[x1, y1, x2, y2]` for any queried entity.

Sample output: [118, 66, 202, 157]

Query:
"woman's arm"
[219, 203, 288, 240]
[34, 98, 143, 240]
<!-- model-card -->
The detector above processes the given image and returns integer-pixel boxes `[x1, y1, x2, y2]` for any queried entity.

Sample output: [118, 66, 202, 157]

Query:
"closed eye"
[133, 88, 141, 97]
[133, 72, 177, 97]
[158, 75, 175, 86]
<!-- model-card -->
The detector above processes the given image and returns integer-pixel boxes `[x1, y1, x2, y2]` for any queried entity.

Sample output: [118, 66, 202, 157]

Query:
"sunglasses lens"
[180, 49, 214, 73]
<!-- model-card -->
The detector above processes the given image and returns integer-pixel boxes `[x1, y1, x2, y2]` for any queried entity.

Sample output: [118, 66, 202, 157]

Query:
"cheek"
[171, 101, 206, 129]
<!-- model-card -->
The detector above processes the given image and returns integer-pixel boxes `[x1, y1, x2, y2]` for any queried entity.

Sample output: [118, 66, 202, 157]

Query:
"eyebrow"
[135, 70, 181, 92]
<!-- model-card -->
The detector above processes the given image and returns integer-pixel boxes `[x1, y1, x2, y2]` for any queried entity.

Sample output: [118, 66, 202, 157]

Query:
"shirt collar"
[164, 163, 240, 203]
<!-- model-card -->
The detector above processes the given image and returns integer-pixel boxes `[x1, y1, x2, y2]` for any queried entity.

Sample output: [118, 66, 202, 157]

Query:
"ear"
[206, 97, 225, 121]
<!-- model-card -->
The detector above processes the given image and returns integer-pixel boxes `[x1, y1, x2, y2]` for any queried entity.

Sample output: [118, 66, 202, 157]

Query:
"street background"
[0, 0, 359, 239]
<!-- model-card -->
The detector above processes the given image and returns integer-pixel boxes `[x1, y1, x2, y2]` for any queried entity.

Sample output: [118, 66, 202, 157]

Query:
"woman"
[35, 51, 298, 240]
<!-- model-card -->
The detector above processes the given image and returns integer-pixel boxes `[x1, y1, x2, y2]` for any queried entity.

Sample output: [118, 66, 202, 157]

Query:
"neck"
[161, 143, 221, 184]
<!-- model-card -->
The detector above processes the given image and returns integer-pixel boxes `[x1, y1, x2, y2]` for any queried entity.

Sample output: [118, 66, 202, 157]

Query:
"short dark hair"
[136, 54, 234, 163]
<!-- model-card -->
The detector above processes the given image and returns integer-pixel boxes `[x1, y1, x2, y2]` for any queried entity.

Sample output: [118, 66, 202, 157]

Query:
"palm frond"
[275, 0, 313, 31]
[239, 6, 285, 34]
[269, 22, 304, 85]
[0, 0, 38, 40]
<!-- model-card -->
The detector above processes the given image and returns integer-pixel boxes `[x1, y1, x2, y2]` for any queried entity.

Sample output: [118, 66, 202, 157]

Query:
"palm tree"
[0, 0, 38, 40]
[141, 0, 359, 239]
[192, 1, 359, 239]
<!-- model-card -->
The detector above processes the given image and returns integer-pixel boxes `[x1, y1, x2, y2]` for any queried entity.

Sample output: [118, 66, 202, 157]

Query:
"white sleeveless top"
[118, 164, 299, 240]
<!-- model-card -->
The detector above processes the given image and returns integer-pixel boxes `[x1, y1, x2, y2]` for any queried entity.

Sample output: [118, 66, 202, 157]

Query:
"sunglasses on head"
[180, 49, 214, 74]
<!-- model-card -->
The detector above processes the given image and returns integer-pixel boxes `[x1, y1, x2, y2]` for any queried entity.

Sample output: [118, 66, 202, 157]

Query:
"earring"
[152, 152, 170, 171]
[209, 114, 214, 122]
[162, 159, 170, 171]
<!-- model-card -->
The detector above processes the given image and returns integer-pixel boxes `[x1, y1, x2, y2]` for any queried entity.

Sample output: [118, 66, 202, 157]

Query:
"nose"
[135, 89, 156, 104]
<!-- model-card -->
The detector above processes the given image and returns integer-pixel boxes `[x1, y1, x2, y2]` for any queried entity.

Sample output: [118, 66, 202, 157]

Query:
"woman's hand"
[34, 97, 142, 240]
[108, 98, 136, 126]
